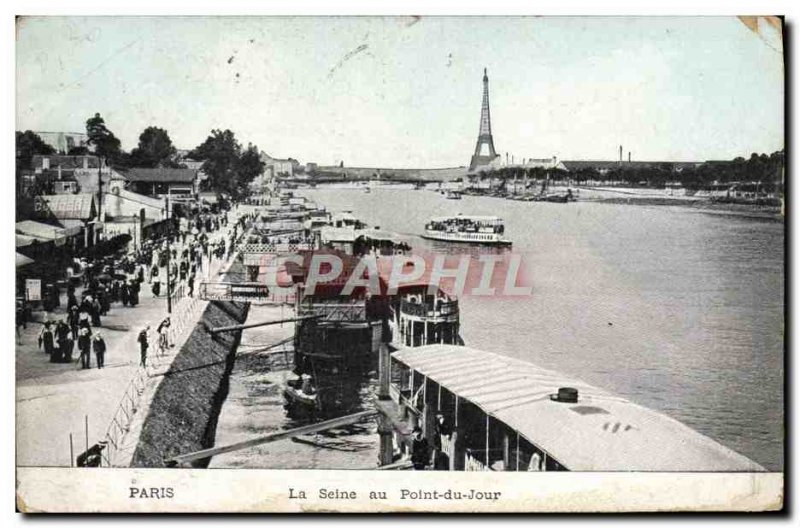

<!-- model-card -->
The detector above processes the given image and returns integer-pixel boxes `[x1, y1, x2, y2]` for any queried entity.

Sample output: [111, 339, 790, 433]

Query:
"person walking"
[120, 281, 130, 306]
[179, 260, 188, 283]
[152, 275, 161, 297]
[78, 310, 92, 334]
[77, 328, 92, 369]
[156, 317, 171, 355]
[129, 280, 140, 306]
[38, 322, 55, 357]
[67, 306, 80, 340]
[187, 272, 196, 298]
[91, 297, 102, 327]
[93, 333, 106, 369]
[57, 332, 72, 363]
[138, 327, 150, 367]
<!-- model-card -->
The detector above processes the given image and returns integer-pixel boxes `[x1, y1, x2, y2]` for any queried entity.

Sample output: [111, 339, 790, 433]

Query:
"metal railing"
[240, 242, 313, 254]
[99, 279, 204, 467]
[400, 299, 459, 318]
[297, 301, 367, 322]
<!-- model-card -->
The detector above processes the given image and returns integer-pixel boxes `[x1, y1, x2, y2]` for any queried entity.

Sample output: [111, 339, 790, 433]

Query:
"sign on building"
[25, 279, 41, 301]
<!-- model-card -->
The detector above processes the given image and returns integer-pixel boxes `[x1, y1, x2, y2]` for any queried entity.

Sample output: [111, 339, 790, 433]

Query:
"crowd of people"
[32, 206, 249, 371]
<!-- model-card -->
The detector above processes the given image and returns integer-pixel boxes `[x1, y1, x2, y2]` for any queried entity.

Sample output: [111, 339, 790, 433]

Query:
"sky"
[16, 16, 784, 168]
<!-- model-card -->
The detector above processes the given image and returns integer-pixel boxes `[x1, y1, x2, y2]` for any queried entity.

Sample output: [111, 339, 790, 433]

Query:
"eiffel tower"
[469, 68, 500, 171]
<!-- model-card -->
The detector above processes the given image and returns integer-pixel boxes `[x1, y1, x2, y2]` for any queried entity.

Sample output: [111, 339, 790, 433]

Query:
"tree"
[130, 126, 178, 168]
[235, 143, 265, 196]
[16, 130, 55, 171]
[85, 112, 121, 163]
[190, 129, 241, 197]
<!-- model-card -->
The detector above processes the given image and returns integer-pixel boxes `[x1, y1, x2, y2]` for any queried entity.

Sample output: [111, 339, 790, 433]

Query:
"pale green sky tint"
[16, 16, 784, 167]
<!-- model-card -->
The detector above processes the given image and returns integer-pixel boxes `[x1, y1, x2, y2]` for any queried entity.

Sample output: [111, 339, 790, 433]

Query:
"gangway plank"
[208, 315, 321, 335]
[165, 410, 379, 466]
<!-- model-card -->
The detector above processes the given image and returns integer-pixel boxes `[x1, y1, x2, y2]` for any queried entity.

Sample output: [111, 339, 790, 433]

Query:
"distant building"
[175, 149, 206, 171]
[32, 131, 91, 154]
[520, 157, 567, 171]
[261, 152, 300, 178]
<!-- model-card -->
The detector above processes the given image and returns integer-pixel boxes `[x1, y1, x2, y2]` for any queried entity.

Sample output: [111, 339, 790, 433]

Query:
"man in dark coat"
[111, 280, 120, 303]
[129, 280, 140, 306]
[77, 328, 92, 369]
[93, 333, 106, 369]
[91, 297, 102, 327]
[58, 333, 74, 363]
[120, 281, 130, 306]
[138, 327, 150, 367]
[179, 260, 188, 282]
[66, 306, 80, 340]
[410, 427, 431, 470]
[99, 288, 110, 315]
[39, 322, 55, 357]
[67, 292, 78, 312]
[79, 296, 93, 317]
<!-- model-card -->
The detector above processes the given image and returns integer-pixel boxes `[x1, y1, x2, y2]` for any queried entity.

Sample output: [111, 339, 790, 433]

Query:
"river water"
[214, 186, 784, 471]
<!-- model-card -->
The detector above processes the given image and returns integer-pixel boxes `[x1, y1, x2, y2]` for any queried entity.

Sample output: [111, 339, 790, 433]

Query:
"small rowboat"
[283, 376, 318, 408]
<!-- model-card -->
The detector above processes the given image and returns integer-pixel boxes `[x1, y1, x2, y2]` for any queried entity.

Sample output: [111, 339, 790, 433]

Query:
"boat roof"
[392, 345, 763, 472]
[321, 226, 358, 243]
[356, 229, 406, 243]
[429, 215, 503, 223]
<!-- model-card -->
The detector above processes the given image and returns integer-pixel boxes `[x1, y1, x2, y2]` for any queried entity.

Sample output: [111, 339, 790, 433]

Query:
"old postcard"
[14, 15, 784, 513]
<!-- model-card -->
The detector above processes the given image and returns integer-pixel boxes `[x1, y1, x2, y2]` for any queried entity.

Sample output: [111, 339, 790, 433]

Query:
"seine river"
[213, 185, 784, 471]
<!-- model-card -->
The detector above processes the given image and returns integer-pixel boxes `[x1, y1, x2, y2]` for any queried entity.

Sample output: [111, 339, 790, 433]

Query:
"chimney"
[628, 152, 631, 163]
[619, 145, 623, 163]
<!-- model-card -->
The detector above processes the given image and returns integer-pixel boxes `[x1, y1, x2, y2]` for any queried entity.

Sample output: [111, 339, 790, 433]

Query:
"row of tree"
[473, 150, 785, 192]
[16, 113, 266, 200]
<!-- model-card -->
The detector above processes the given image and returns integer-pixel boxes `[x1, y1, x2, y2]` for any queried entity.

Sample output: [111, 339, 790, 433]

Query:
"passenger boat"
[422, 214, 511, 246]
[378, 345, 765, 472]
[445, 190, 462, 200]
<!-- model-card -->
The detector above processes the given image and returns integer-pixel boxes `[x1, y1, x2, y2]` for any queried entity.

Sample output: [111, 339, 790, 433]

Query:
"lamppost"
[132, 213, 140, 249]
[165, 193, 172, 315]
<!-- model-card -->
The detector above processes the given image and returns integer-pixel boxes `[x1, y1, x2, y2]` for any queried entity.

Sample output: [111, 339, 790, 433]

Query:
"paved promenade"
[16, 231, 234, 467]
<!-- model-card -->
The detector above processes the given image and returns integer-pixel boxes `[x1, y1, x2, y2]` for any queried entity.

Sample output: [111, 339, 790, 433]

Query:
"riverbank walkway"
[16, 225, 237, 467]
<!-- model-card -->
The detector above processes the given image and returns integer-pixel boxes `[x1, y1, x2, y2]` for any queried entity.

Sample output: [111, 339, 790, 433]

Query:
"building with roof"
[388, 345, 763, 472]
[121, 168, 200, 199]
[33, 154, 102, 173]
[32, 194, 99, 247]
